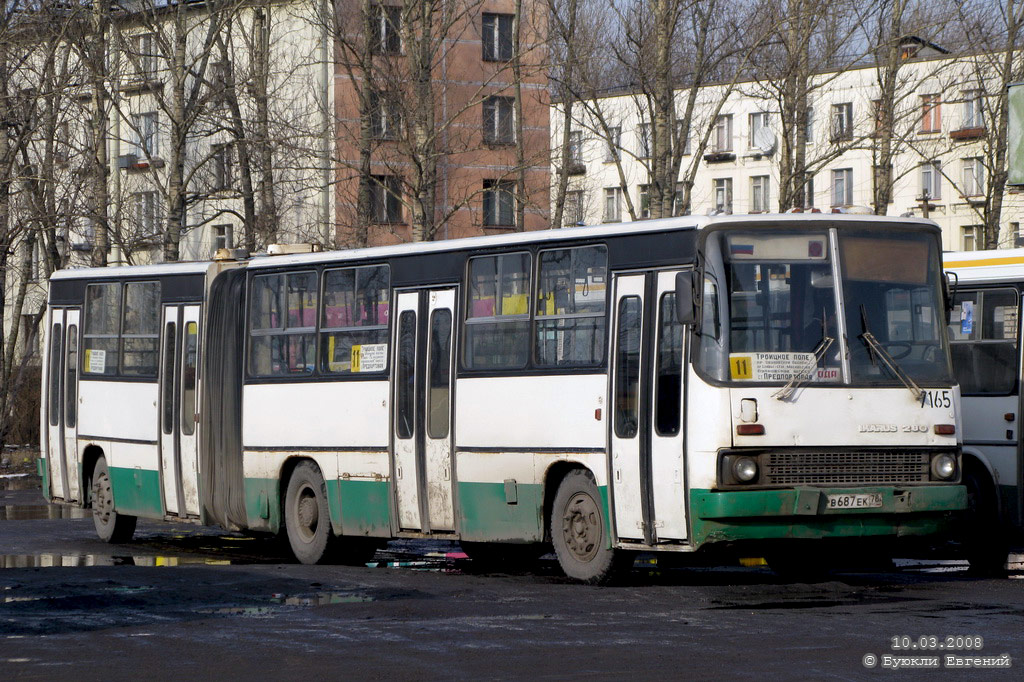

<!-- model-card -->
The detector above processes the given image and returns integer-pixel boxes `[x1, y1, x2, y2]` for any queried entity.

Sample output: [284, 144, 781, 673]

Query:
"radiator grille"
[763, 451, 931, 485]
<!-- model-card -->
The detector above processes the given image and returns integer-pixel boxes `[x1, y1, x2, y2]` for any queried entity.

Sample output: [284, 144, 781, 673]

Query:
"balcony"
[703, 151, 735, 163]
[950, 127, 985, 141]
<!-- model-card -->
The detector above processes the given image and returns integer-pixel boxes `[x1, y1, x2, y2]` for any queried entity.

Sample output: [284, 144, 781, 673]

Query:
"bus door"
[158, 305, 202, 518]
[45, 308, 82, 502]
[392, 288, 457, 533]
[610, 270, 689, 544]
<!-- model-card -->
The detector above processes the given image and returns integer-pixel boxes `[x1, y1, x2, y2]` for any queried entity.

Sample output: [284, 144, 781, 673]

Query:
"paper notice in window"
[85, 348, 106, 374]
[729, 352, 822, 382]
[350, 343, 387, 372]
[960, 300, 974, 335]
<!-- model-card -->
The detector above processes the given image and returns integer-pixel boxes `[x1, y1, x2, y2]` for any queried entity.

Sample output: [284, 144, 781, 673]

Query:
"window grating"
[763, 451, 930, 485]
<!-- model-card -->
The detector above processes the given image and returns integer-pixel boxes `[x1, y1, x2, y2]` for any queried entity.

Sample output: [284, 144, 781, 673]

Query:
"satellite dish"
[754, 127, 777, 155]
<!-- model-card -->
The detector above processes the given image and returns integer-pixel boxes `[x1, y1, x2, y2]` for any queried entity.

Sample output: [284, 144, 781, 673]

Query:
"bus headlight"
[930, 453, 957, 480]
[732, 457, 759, 483]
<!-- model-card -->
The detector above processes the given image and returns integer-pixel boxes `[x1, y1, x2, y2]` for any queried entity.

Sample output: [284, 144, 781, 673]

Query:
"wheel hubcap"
[561, 491, 600, 562]
[93, 472, 113, 527]
[295, 485, 319, 542]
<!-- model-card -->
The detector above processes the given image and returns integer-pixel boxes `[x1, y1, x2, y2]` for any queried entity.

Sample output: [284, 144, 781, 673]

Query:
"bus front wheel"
[550, 469, 630, 584]
[91, 457, 137, 543]
[284, 462, 335, 565]
[962, 466, 1008, 576]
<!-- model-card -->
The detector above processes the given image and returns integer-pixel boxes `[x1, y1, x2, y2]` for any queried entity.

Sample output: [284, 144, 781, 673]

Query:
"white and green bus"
[943, 248, 1024, 571]
[40, 215, 966, 582]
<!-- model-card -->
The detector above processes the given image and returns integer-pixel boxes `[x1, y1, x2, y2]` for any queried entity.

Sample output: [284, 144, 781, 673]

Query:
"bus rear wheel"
[550, 469, 630, 584]
[91, 457, 137, 543]
[284, 462, 335, 565]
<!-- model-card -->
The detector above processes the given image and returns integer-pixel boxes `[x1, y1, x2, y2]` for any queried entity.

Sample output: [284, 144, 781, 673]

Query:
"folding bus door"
[609, 270, 689, 545]
[391, 288, 458, 533]
[45, 308, 82, 503]
[158, 304, 202, 518]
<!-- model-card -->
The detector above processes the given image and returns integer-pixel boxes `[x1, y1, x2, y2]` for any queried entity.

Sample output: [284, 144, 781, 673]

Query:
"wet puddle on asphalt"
[0, 505, 89, 521]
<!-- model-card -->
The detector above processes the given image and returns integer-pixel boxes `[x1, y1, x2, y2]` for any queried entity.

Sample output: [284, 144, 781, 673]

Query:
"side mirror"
[943, 271, 958, 324]
[675, 270, 698, 325]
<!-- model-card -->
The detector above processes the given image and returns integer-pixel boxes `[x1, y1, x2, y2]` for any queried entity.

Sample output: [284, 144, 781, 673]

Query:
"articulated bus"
[943, 248, 1024, 570]
[40, 215, 967, 582]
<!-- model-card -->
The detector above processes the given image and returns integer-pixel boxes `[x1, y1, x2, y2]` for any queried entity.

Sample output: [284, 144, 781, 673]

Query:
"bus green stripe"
[457, 481, 545, 542]
[334, 479, 391, 537]
[689, 485, 966, 548]
[109, 466, 163, 518]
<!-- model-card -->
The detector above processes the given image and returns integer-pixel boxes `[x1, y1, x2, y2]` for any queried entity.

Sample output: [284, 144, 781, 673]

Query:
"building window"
[212, 142, 233, 190]
[1014, 222, 1023, 248]
[748, 112, 770, 148]
[568, 130, 583, 164]
[678, 122, 691, 155]
[370, 175, 403, 223]
[605, 126, 621, 162]
[672, 182, 686, 216]
[713, 178, 732, 213]
[133, 191, 160, 237]
[564, 190, 585, 226]
[132, 112, 159, 157]
[962, 225, 980, 251]
[750, 175, 769, 213]
[638, 122, 651, 158]
[831, 102, 853, 141]
[483, 179, 515, 227]
[962, 157, 984, 197]
[371, 4, 401, 55]
[831, 168, 853, 206]
[212, 224, 233, 252]
[603, 187, 621, 222]
[920, 94, 941, 133]
[483, 96, 514, 145]
[805, 107, 814, 143]
[920, 161, 941, 200]
[130, 33, 158, 82]
[482, 13, 513, 61]
[712, 115, 732, 152]
[963, 90, 984, 129]
[638, 184, 650, 219]
[370, 91, 401, 140]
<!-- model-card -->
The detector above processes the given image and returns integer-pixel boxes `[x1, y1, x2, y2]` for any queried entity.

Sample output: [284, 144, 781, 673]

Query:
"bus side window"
[83, 282, 121, 376]
[48, 323, 62, 426]
[950, 288, 1019, 395]
[320, 265, 391, 375]
[655, 293, 682, 436]
[464, 252, 531, 369]
[534, 245, 608, 367]
[65, 325, 78, 428]
[182, 321, 198, 436]
[122, 281, 161, 377]
[614, 296, 642, 438]
[249, 272, 318, 377]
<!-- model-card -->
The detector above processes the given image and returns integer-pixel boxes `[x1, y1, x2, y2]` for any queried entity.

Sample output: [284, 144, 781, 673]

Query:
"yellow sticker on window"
[730, 355, 753, 380]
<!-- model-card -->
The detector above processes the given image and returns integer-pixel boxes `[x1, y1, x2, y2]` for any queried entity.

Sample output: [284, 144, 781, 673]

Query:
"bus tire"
[91, 457, 137, 543]
[550, 469, 629, 584]
[284, 461, 335, 565]
[963, 466, 1008, 576]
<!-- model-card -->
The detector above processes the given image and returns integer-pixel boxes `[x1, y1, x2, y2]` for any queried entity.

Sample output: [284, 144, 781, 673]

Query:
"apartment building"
[332, 0, 551, 246]
[552, 46, 1023, 252]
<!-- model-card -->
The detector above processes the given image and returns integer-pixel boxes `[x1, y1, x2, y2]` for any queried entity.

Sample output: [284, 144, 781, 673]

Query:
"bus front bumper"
[689, 485, 966, 549]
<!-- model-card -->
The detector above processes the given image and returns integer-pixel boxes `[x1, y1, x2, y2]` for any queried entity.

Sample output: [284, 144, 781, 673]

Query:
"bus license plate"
[825, 493, 883, 509]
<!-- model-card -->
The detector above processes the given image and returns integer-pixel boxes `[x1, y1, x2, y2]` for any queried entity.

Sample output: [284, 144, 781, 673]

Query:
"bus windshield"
[707, 226, 953, 387]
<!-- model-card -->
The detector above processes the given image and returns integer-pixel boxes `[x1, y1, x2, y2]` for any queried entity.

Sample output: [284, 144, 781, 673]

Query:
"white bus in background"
[40, 215, 966, 582]
[944, 249, 1024, 571]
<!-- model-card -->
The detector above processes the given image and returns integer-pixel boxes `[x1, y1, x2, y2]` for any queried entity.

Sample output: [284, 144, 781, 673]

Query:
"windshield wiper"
[772, 311, 833, 401]
[858, 305, 922, 401]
